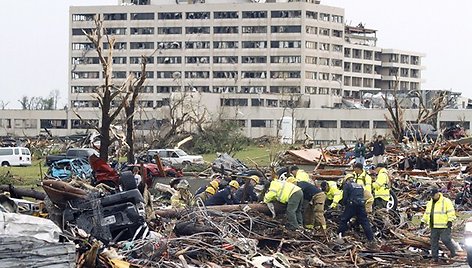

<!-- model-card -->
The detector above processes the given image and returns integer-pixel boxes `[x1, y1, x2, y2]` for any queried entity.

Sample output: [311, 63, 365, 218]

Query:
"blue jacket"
[204, 187, 237, 206]
[235, 183, 258, 203]
[297, 181, 322, 201]
[342, 180, 365, 206]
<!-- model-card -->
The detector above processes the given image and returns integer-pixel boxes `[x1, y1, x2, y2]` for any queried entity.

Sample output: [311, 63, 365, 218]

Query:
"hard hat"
[205, 187, 216, 195]
[176, 179, 190, 189]
[286, 177, 297, 184]
[209, 179, 219, 190]
[229, 180, 240, 189]
[249, 175, 260, 184]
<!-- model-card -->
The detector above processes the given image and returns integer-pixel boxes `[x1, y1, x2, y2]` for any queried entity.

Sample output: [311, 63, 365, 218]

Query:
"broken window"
[110, 57, 127, 64]
[186, 12, 210, 20]
[270, 71, 300, 79]
[157, 86, 180, 93]
[214, 41, 238, 49]
[271, 25, 301, 33]
[411, 69, 419, 78]
[319, 28, 330, 36]
[305, 71, 317, 80]
[14, 119, 37, 129]
[158, 27, 182, 34]
[319, 57, 330, 66]
[104, 13, 127, 20]
[72, 28, 93, 36]
[71, 86, 97, 93]
[319, 13, 330, 21]
[72, 57, 99, 65]
[71, 100, 99, 108]
[111, 71, 127, 79]
[319, 72, 330, 80]
[305, 56, 317, 64]
[185, 27, 210, 34]
[157, 56, 181, 64]
[241, 86, 266, 94]
[131, 13, 154, 20]
[138, 101, 154, 108]
[131, 71, 153, 79]
[401, 54, 409, 64]
[352, 63, 362, 73]
[332, 44, 342, 53]
[130, 56, 153, 64]
[213, 56, 238, 64]
[389, 54, 399, 62]
[242, 26, 267, 34]
[271, 56, 301, 64]
[280, 99, 298, 108]
[352, 77, 362, 87]
[72, 14, 95, 21]
[242, 41, 266, 49]
[185, 56, 209, 64]
[332, 15, 343, 23]
[411, 56, 420, 65]
[388, 67, 398, 76]
[363, 64, 373, 74]
[251, 120, 273, 128]
[272, 40, 301, 48]
[319, 43, 330, 51]
[157, 42, 181, 49]
[106, 28, 127, 35]
[158, 12, 182, 20]
[40, 119, 67, 129]
[344, 48, 351, 57]
[155, 99, 170, 108]
[72, 72, 99, 79]
[242, 56, 267, 64]
[139, 86, 154, 93]
[341, 120, 369, 129]
[214, 26, 238, 34]
[305, 86, 317, 94]
[213, 86, 236, 93]
[332, 29, 343, 38]
[296, 120, 306, 128]
[213, 71, 238, 79]
[103, 42, 127, 50]
[306, 26, 317, 34]
[400, 68, 409, 77]
[72, 43, 95, 50]
[373, 121, 389, 129]
[270, 86, 300, 94]
[352, 49, 362, 59]
[185, 71, 209, 79]
[242, 11, 267, 18]
[363, 78, 373, 87]
[332, 59, 342, 67]
[185, 41, 210, 49]
[251, 99, 264, 107]
[157, 71, 179, 79]
[71, 119, 98, 129]
[271, 10, 301, 18]
[220, 98, 248, 107]
[241, 71, 266, 79]
[306, 11, 317, 19]
[130, 42, 154, 49]
[214, 11, 238, 19]
[400, 81, 409, 90]
[364, 50, 373, 60]
[131, 27, 154, 35]
[332, 74, 342, 81]
[309, 120, 337, 128]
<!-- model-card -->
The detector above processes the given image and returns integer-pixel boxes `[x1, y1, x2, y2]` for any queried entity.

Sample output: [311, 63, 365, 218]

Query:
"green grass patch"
[0, 160, 45, 188]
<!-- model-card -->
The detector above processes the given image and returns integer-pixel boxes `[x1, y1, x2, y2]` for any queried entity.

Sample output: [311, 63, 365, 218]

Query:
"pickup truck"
[45, 148, 98, 166]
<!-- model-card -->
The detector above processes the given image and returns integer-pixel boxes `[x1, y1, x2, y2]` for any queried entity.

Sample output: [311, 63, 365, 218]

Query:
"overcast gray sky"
[0, 0, 470, 109]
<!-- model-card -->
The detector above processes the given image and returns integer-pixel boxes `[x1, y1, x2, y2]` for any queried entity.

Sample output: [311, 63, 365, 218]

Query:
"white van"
[0, 147, 32, 166]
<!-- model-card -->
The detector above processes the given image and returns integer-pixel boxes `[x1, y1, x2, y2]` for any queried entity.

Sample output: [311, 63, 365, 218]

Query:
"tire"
[276, 167, 289, 180]
[386, 191, 398, 211]
[1, 161, 10, 167]
[455, 192, 464, 205]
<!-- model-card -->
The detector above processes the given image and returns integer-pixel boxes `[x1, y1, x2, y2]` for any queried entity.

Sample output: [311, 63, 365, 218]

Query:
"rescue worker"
[194, 186, 216, 203]
[204, 180, 239, 206]
[372, 163, 391, 208]
[264, 179, 303, 230]
[337, 176, 375, 246]
[289, 165, 311, 183]
[171, 180, 194, 208]
[420, 188, 457, 263]
[320, 180, 343, 209]
[344, 173, 373, 214]
[287, 177, 326, 231]
[352, 163, 372, 193]
[235, 175, 259, 203]
[195, 179, 220, 195]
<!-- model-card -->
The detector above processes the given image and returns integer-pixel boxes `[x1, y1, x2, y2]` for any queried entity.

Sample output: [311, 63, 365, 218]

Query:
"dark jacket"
[297, 181, 322, 201]
[195, 185, 206, 195]
[372, 140, 385, 156]
[204, 187, 237, 206]
[354, 142, 366, 157]
[235, 183, 258, 203]
[342, 180, 365, 206]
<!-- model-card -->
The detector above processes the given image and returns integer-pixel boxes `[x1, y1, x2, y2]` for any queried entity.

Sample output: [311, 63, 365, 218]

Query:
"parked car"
[46, 148, 98, 166]
[404, 123, 439, 142]
[47, 158, 93, 181]
[0, 147, 31, 167]
[147, 149, 205, 166]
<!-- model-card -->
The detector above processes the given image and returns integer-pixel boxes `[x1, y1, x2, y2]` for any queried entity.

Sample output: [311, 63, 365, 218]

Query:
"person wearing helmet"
[343, 173, 373, 214]
[287, 177, 326, 231]
[194, 186, 216, 203]
[337, 175, 375, 247]
[171, 179, 194, 208]
[321, 180, 343, 209]
[289, 165, 311, 183]
[205, 180, 240, 206]
[264, 179, 303, 230]
[352, 163, 372, 193]
[235, 175, 260, 203]
[372, 163, 391, 209]
[195, 178, 220, 195]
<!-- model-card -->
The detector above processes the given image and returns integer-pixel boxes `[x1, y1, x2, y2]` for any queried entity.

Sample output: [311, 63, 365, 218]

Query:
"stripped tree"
[383, 77, 405, 142]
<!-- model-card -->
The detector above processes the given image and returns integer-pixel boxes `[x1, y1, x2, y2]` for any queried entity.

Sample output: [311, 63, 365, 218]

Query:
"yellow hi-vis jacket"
[326, 181, 343, 208]
[373, 168, 390, 201]
[264, 180, 302, 204]
[353, 170, 372, 193]
[295, 169, 311, 183]
[421, 193, 456, 229]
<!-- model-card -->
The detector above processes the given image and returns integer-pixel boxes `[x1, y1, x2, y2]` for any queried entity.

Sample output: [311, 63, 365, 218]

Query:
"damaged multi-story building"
[0, 0, 470, 144]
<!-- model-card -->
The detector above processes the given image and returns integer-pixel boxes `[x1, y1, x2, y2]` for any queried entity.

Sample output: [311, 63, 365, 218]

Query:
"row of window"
[72, 11, 343, 22]
[73, 25, 305, 36]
